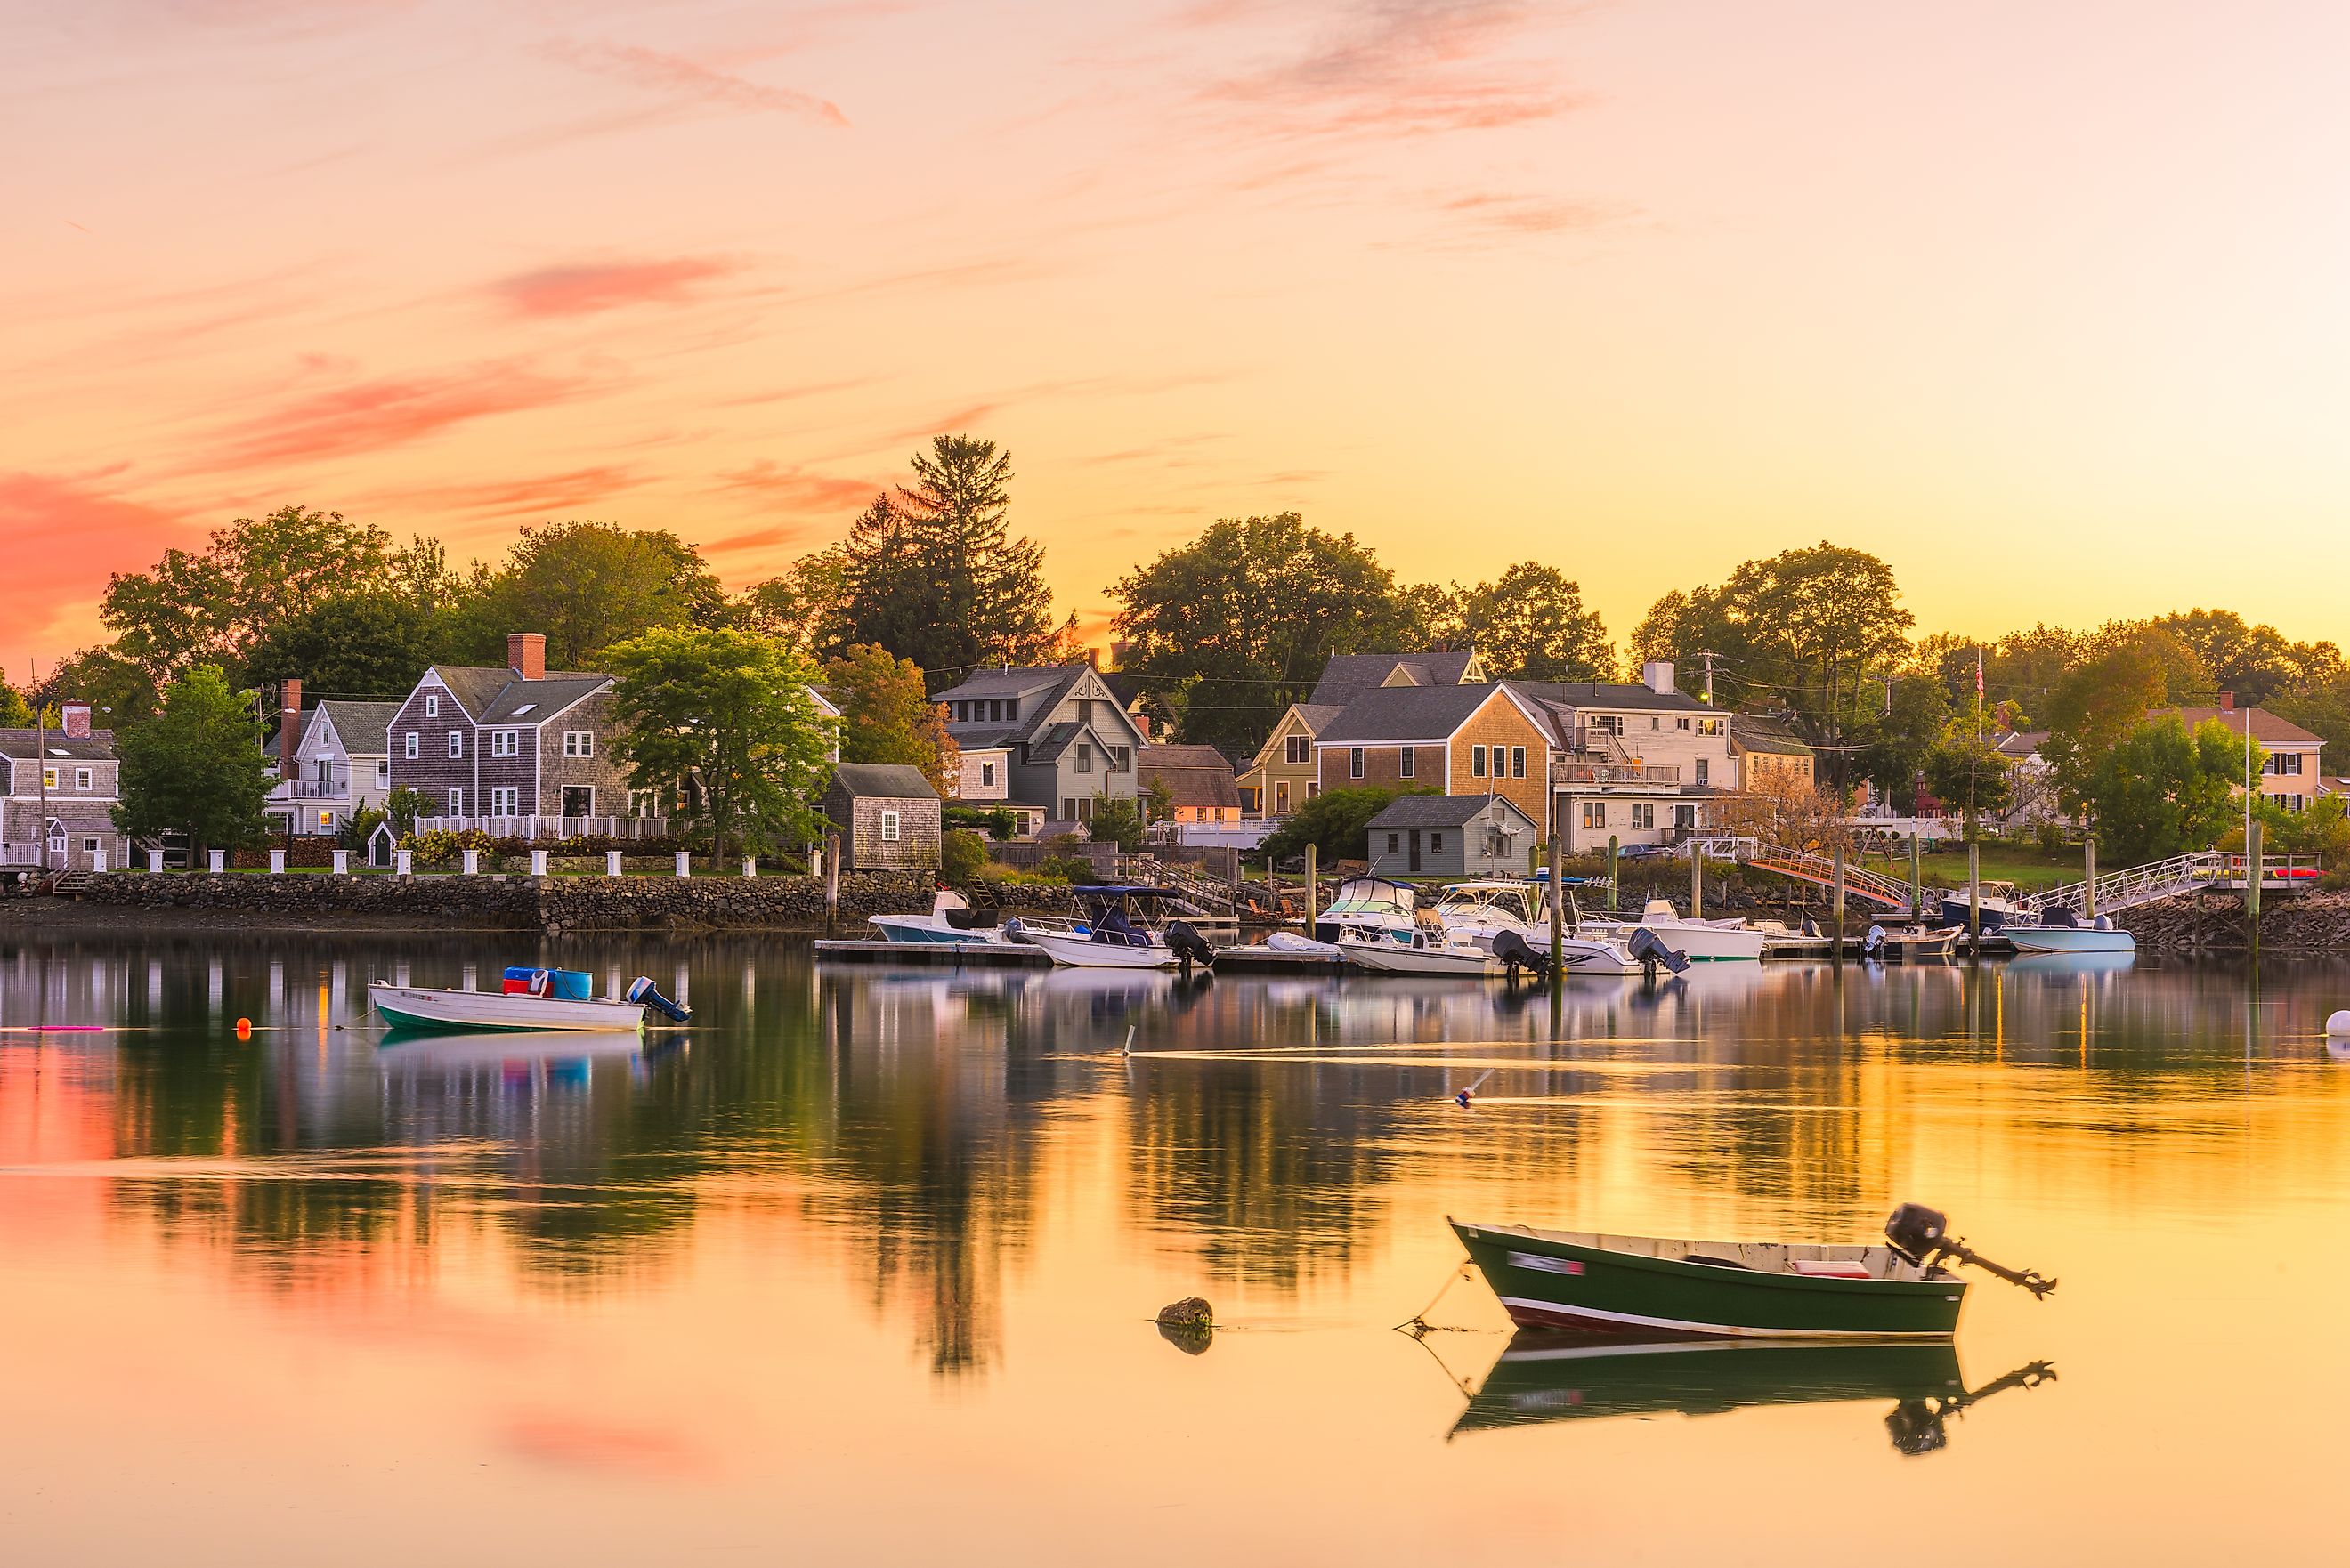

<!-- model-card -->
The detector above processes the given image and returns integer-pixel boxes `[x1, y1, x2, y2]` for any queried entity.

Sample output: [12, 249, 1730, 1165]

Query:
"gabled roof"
[1139, 744, 1241, 810]
[1309, 651, 1479, 708]
[312, 700, 402, 756]
[1315, 683, 1508, 745]
[2154, 707, 2323, 748]
[828, 762, 938, 800]
[1508, 679, 1707, 714]
[1728, 714, 1814, 756]
[0, 730, 115, 762]
[425, 665, 609, 724]
[1368, 792, 1536, 829]
[1990, 730, 2049, 761]
[935, 665, 1085, 702]
[938, 664, 1091, 747]
[1292, 703, 1347, 736]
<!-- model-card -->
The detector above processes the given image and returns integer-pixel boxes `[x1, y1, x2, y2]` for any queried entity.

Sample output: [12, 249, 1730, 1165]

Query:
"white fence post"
[605, 850, 622, 877]
[396, 849, 413, 877]
[531, 849, 548, 877]
[146, 847, 163, 874]
[207, 849, 225, 875]
[675, 849, 692, 878]
[462, 848, 479, 875]
[742, 856, 757, 878]
[269, 848, 285, 875]
[332, 849, 349, 876]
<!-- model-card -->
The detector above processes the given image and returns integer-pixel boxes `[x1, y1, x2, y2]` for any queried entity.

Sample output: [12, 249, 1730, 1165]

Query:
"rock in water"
[1156, 1296, 1212, 1329]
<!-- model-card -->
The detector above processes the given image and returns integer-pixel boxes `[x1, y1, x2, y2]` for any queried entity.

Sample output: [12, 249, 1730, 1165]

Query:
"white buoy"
[2329, 1010, 2350, 1036]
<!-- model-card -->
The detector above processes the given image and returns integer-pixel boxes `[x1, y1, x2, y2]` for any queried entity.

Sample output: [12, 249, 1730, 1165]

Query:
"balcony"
[1551, 758, 1681, 788]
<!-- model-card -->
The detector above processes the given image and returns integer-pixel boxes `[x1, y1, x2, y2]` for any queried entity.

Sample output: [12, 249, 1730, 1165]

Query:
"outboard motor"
[1884, 1202, 2056, 1298]
[1165, 920, 1215, 973]
[1492, 928, 1551, 979]
[1625, 926, 1690, 975]
[1802, 915, 1822, 939]
[1863, 924, 1886, 958]
[628, 976, 692, 1023]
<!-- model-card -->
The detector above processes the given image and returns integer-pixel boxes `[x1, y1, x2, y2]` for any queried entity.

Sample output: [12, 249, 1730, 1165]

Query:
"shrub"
[1033, 854, 1096, 883]
[940, 828, 988, 885]
[944, 806, 1018, 841]
[2035, 820, 2068, 858]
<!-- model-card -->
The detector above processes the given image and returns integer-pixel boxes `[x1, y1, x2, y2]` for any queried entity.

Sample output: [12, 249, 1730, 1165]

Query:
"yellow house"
[1238, 703, 1342, 818]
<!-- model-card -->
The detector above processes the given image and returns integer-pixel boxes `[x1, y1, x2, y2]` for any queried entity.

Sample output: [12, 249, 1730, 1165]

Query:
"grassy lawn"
[1850, 839, 2087, 894]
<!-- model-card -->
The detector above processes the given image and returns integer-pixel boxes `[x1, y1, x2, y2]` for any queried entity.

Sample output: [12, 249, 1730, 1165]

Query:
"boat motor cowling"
[628, 976, 692, 1023]
[1165, 921, 1216, 970]
[1626, 926, 1691, 974]
[1884, 1201, 2057, 1299]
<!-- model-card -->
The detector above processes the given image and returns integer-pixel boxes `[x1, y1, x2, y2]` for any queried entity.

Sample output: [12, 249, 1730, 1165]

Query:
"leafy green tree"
[449, 521, 728, 668]
[1108, 513, 1423, 753]
[33, 646, 161, 728]
[1448, 563, 1612, 681]
[2078, 716, 2256, 864]
[822, 643, 957, 791]
[113, 665, 271, 862]
[237, 593, 438, 699]
[2040, 626, 2210, 807]
[1855, 675, 1953, 810]
[2272, 675, 2350, 765]
[939, 827, 989, 885]
[2149, 609, 2343, 707]
[382, 787, 427, 839]
[1261, 784, 1429, 863]
[831, 437, 1070, 674]
[1920, 731, 2014, 833]
[1086, 794, 1145, 852]
[605, 626, 835, 862]
[101, 505, 393, 677]
[0, 684, 31, 727]
[741, 544, 851, 656]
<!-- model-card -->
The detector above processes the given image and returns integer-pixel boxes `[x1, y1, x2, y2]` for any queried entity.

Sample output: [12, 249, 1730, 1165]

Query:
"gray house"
[934, 663, 1147, 828]
[1365, 793, 1539, 879]
[1, 705, 131, 873]
[822, 763, 941, 871]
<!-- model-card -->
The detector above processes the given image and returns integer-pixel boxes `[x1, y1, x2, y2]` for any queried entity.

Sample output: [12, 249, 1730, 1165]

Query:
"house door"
[1275, 780, 1289, 814]
[47, 820, 68, 863]
[1407, 831, 1421, 874]
[562, 786, 594, 818]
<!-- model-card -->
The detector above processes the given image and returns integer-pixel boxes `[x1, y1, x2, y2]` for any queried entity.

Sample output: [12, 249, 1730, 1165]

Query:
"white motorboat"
[1433, 881, 1546, 950]
[1340, 930, 1505, 977]
[2004, 918, 2135, 956]
[1312, 875, 1422, 945]
[869, 889, 1013, 945]
[1016, 925, 1181, 969]
[1865, 924, 1964, 962]
[1579, 899, 1767, 962]
[370, 972, 690, 1034]
[1013, 885, 1218, 969]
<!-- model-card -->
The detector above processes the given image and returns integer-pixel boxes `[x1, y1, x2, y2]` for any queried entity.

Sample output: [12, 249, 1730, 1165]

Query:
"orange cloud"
[493, 257, 741, 318]
[713, 460, 880, 513]
[547, 39, 848, 128]
[357, 465, 646, 519]
[198, 363, 588, 472]
[0, 473, 190, 651]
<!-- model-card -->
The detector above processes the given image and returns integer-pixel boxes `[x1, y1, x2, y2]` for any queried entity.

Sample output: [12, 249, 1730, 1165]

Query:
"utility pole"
[1693, 651, 1718, 706]
[32, 656, 48, 875]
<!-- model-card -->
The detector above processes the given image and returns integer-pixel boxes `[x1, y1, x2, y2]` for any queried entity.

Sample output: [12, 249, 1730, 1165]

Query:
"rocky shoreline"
[2114, 890, 2350, 954]
[1, 870, 1075, 936]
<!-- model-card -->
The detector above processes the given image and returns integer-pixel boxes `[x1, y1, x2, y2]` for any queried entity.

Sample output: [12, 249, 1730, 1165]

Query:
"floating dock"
[812, 939, 1049, 966]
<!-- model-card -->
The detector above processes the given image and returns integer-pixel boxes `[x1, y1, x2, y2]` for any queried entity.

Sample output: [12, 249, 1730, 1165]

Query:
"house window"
[880, 810, 902, 843]
[1591, 715, 1623, 737]
[980, 762, 996, 788]
[41, 767, 57, 789]
[447, 787, 463, 815]
[447, 731, 463, 759]
[1400, 748, 1414, 780]
[1695, 759, 1710, 786]
[1674, 804, 1697, 829]
[1471, 745, 1487, 778]
[1631, 804, 1655, 829]
[425, 693, 438, 718]
[1285, 736, 1310, 764]
[1698, 718, 1723, 736]
[1430, 832, 1443, 853]
[1113, 746, 1130, 770]
[1582, 802, 1606, 828]
[564, 731, 593, 757]
[1510, 747, 1525, 779]
[1004, 699, 1018, 720]
[491, 787, 518, 816]
[84, 837, 100, 855]
[1677, 717, 1690, 730]
[404, 732, 418, 759]
[1387, 833, 1399, 855]
[491, 729, 518, 758]
[75, 767, 92, 789]
[377, 760, 390, 780]
[1076, 743, 1093, 772]
[1349, 748, 1364, 779]
[317, 812, 333, 831]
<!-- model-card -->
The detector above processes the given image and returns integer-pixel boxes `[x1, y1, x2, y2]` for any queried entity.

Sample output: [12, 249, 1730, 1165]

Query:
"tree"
[1920, 731, 2014, 835]
[1086, 794, 1145, 852]
[1447, 563, 1612, 681]
[940, 827, 989, 885]
[2150, 609, 2342, 707]
[237, 593, 438, 699]
[2273, 675, 2350, 765]
[1261, 785, 1426, 863]
[822, 643, 958, 791]
[1854, 674, 1953, 811]
[113, 665, 271, 862]
[382, 787, 427, 840]
[831, 437, 1071, 673]
[741, 544, 851, 657]
[1712, 773, 1851, 856]
[2040, 626, 2210, 807]
[0, 684, 30, 727]
[2077, 716, 2254, 864]
[101, 505, 393, 677]
[604, 626, 835, 863]
[32, 646, 161, 728]
[450, 521, 728, 668]
[1108, 513, 1422, 753]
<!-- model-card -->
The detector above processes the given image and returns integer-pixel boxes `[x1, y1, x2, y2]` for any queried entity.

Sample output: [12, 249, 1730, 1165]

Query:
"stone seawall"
[2117, 890, 2350, 953]
[71, 871, 1075, 934]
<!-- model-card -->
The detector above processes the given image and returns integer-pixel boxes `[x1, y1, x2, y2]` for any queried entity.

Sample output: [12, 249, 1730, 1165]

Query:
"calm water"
[4, 933, 2349, 1564]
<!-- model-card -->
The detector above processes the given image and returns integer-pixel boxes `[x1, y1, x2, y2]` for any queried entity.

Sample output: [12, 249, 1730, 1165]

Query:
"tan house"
[1729, 714, 1817, 791]
[1313, 682, 1557, 825]
[1237, 703, 1343, 818]
[2155, 701, 2325, 812]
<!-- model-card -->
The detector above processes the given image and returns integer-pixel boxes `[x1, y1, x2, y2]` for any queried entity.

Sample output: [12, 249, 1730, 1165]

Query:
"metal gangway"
[2017, 852, 2318, 919]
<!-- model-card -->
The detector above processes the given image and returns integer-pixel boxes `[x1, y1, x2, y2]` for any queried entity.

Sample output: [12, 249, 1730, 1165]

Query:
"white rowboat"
[370, 982, 650, 1034]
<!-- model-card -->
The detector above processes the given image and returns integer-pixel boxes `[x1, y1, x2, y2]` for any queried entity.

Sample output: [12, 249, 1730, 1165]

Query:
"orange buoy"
[235, 1017, 252, 1039]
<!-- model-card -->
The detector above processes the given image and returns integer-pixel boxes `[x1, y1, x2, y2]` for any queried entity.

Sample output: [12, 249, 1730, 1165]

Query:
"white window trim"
[564, 731, 594, 757]
[879, 809, 902, 843]
[1349, 747, 1364, 779]
[404, 732, 418, 759]
[425, 693, 439, 718]
[492, 729, 519, 758]
[75, 767, 92, 789]
[446, 787, 463, 815]
[447, 731, 463, 758]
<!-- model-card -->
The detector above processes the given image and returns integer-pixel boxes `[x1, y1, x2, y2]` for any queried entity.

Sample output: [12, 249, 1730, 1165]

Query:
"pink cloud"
[493, 257, 741, 319]
[198, 363, 587, 472]
[358, 466, 645, 519]
[0, 473, 190, 654]
[547, 40, 848, 128]
[882, 404, 1002, 445]
[712, 459, 880, 513]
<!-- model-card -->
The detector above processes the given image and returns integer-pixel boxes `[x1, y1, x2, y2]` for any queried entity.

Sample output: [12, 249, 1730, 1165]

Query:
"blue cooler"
[550, 969, 594, 1000]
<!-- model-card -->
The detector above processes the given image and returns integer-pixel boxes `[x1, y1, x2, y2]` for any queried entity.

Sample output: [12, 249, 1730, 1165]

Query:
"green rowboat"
[1452, 1205, 2054, 1341]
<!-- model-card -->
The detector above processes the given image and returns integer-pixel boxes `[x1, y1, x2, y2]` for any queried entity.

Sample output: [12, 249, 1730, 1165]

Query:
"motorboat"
[1210, 929, 1345, 968]
[1432, 881, 1546, 950]
[1451, 1201, 2054, 1339]
[1010, 885, 1217, 969]
[869, 889, 1018, 945]
[370, 968, 690, 1034]
[1865, 924, 1964, 962]
[1579, 899, 1768, 962]
[1935, 879, 2028, 931]
[1311, 875, 1422, 945]
[2003, 915, 2135, 956]
[1340, 929, 1506, 977]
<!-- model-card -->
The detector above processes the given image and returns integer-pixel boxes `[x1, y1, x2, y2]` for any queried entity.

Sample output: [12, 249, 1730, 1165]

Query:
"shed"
[822, 763, 942, 871]
[1365, 793, 1540, 880]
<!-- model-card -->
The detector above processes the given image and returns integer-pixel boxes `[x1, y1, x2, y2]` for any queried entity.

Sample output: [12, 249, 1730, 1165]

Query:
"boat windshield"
[1438, 883, 1534, 922]
[1326, 877, 1415, 913]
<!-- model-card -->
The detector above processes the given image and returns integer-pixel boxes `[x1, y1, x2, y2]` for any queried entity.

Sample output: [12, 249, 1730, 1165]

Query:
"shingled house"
[934, 662, 1147, 828]
[263, 679, 401, 837]
[385, 633, 657, 834]
[1139, 744, 1243, 825]
[2, 704, 132, 873]
[823, 763, 941, 871]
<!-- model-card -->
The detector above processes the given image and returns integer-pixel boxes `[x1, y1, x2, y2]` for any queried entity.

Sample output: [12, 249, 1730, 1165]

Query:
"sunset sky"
[10, 1, 2350, 675]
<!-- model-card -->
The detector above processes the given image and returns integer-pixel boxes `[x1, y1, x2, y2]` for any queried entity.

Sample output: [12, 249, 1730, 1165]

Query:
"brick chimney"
[279, 679, 301, 772]
[61, 702, 93, 739]
[2218, 691, 2235, 712]
[509, 633, 547, 681]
